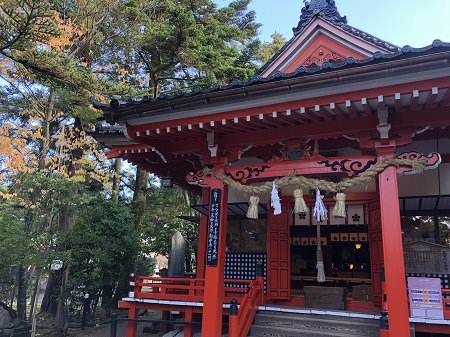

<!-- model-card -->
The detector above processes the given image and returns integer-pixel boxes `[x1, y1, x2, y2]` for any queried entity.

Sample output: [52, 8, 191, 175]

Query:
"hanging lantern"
[161, 176, 174, 188]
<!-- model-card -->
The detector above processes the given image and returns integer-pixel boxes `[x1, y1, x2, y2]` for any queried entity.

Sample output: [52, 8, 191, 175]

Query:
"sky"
[218, 0, 450, 47]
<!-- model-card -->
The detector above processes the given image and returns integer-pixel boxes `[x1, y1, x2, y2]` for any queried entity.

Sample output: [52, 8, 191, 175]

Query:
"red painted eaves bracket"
[106, 144, 154, 159]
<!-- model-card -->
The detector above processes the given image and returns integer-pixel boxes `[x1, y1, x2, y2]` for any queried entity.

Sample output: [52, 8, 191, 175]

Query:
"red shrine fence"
[122, 274, 264, 337]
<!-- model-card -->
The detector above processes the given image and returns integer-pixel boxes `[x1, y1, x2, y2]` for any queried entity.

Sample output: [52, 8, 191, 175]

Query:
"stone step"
[254, 311, 379, 327]
[249, 311, 379, 337]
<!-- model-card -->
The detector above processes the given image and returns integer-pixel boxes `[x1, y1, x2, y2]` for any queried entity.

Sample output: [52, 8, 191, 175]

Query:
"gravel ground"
[72, 311, 165, 337]
[70, 320, 164, 337]
[35, 311, 165, 337]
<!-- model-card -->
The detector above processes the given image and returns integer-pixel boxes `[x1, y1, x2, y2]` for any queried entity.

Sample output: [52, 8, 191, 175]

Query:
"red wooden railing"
[128, 275, 264, 336]
[130, 275, 252, 303]
[131, 276, 205, 302]
[228, 278, 264, 337]
[443, 289, 450, 320]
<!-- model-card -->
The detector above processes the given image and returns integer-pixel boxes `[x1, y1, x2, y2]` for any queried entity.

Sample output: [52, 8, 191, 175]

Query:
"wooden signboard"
[207, 189, 221, 266]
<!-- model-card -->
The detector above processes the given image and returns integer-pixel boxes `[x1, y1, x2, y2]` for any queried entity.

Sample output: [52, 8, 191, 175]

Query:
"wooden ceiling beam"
[394, 93, 402, 112]
[410, 90, 420, 111]
[345, 100, 359, 118]
[425, 87, 439, 109]
[439, 88, 450, 107]
[314, 104, 335, 120]
[361, 97, 373, 115]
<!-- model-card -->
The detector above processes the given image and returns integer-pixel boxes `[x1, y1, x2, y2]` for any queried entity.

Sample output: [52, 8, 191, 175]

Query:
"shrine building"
[94, 1, 450, 336]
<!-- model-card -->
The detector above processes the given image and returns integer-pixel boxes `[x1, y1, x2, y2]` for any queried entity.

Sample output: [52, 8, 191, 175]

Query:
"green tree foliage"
[0, 0, 266, 325]
[106, 0, 261, 96]
[63, 197, 141, 314]
[141, 181, 199, 272]
[258, 32, 286, 63]
[0, 200, 27, 303]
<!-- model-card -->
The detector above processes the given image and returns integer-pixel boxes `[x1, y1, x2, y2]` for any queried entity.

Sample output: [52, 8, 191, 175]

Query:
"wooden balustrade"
[443, 289, 450, 319]
[130, 275, 255, 304]
[228, 277, 264, 337]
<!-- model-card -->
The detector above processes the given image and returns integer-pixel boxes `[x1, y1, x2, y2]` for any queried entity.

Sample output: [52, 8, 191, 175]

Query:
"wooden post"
[377, 145, 410, 337]
[125, 304, 138, 337]
[196, 187, 210, 279]
[229, 298, 239, 337]
[184, 307, 194, 337]
[161, 311, 170, 333]
[201, 180, 228, 337]
[256, 262, 265, 306]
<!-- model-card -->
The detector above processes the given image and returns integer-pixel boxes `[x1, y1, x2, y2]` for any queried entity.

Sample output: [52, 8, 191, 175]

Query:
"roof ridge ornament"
[293, 0, 347, 36]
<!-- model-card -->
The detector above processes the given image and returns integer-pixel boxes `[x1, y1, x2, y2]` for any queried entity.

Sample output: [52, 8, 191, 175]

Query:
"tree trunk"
[38, 90, 55, 169]
[101, 272, 113, 317]
[55, 265, 69, 330]
[133, 167, 148, 229]
[112, 158, 122, 202]
[40, 273, 58, 314]
[10, 267, 17, 308]
[54, 118, 82, 327]
[16, 265, 27, 320]
[28, 269, 41, 322]
[36, 89, 58, 314]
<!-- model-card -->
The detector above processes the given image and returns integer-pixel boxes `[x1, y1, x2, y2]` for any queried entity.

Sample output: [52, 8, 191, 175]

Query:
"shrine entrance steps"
[247, 311, 379, 337]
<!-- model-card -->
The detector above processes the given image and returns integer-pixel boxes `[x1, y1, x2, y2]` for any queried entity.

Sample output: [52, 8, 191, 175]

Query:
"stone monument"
[168, 231, 186, 277]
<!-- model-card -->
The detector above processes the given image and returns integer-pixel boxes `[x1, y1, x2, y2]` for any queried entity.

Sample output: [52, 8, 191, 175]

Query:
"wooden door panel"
[267, 204, 290, 300]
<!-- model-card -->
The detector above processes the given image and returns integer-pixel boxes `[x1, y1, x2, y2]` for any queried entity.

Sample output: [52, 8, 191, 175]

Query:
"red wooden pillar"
[126, 304, 138, 337]
[201, 179, 228, 337]
[161, 311, 170, 333]
[184, 307, 194, 337]
[196, 187, 210, 279]
[377, 145, 409, 336]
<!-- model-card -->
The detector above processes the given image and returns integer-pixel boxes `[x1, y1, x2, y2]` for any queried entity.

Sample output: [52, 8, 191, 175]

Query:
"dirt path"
[70, 311, 164, 337]
[71, 320, 163, 337]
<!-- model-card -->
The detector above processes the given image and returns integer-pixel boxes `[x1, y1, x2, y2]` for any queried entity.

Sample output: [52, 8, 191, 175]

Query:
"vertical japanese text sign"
[207, 189, 222, 266]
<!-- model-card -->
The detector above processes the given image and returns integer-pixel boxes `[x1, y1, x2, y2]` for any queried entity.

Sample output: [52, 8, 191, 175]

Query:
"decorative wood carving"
[186, 170, 207, 187]
[396, 152, 441, 175]
[185, 152, 442, 187]
[302, 46, 346, 67]
[318, 158, 377, 176]
[225, 165, 271, 183]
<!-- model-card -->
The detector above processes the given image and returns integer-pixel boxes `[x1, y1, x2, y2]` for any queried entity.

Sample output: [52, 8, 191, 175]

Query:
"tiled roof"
[257, 0, 399, 76]
[293, 0, 348, 36]
[94, 41, 450, 113]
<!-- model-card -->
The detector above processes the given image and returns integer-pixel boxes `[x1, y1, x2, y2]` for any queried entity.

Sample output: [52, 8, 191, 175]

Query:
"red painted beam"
[223, 155, 377, 183]
[221, 115, 378, 149]
[122, 105, 450, 157]
[414, 323, 450, 334]
[391, 106, 450, 129]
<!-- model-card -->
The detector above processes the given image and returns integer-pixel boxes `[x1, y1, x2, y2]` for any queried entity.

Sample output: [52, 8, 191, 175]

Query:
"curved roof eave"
[94, 41, 450, 124]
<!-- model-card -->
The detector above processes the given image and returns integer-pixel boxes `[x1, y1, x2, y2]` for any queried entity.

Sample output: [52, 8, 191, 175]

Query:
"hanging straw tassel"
[332, 192, 346, 218]
[294, 189, 308, 214]
[271, 182, 282, 215]
[246, 195, 260, 219]
[316, 219, 326, 283]
[313, 188, 327, 222]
